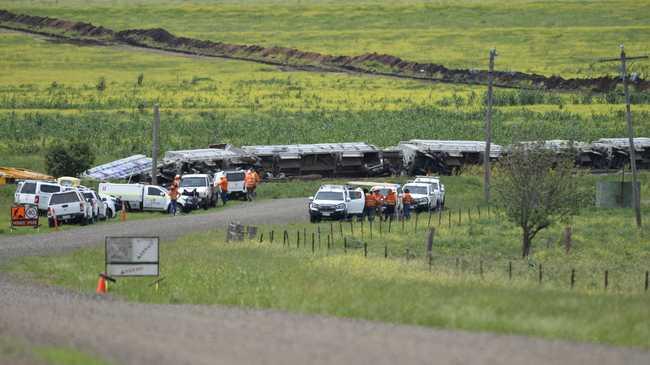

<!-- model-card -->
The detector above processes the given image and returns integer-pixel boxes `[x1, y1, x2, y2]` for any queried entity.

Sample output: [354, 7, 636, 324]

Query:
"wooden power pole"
[598, 45, 647, 228]
[484, 48, 497, 203]
[151, 104, 160, 185]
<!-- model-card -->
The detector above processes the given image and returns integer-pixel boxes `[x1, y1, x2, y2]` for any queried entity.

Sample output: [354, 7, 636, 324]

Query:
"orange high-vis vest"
[245, 172, 257, 188]
[365, 193, 376, 208]
[385, 191, 397, 205]
[219, 177, 228, 192]
[403, 192, 414, 205]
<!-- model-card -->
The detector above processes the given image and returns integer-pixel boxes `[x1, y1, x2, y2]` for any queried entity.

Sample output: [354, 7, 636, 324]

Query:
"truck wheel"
[81, 217, 88, 226]
[309, 215, 318, 223]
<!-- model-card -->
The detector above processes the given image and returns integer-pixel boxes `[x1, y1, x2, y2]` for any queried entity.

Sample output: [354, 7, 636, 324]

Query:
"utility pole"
[151, 104, 160, 185]
[484, 48, 497, 203]
[598, 45, 647, 228]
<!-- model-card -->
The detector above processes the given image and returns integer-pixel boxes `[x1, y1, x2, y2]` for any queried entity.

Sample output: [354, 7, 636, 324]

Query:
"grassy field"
[1, 0, 649, 77]
[0, 335, 111, 365]
[1, 0, 650, 171]
[4, 173, 650, 348]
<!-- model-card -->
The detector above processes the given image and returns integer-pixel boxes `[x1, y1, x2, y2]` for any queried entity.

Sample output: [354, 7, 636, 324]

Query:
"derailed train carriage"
[84, 138, 650, 183]
[241, 143, 387, 178]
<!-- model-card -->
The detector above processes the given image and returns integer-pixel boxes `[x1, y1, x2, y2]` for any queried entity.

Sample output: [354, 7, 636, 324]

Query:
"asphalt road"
[0, 198, 648, 365]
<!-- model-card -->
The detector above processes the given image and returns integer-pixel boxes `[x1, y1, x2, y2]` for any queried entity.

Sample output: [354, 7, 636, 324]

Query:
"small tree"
[494, 142, 579, 257]
[45, 142, 95, 177]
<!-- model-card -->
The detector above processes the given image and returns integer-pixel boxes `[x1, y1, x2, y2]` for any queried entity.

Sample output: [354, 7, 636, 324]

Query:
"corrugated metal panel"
[163, 148, 240, 162]
[84, 155, 152, 180]
[404, 140, 502, 157]
[595, 138, 650, 150]
[242, 142, 378, 155]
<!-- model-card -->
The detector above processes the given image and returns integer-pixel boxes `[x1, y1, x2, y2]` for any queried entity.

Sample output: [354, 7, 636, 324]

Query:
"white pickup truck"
[308, 185, 365, 222]
[98, 183, 185, 213]
[413, 176, 445, 209]
[47, 190, 94, 226]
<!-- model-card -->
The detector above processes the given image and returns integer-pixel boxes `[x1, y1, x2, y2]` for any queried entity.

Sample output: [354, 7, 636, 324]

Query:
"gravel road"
[0, 198, 648, 365]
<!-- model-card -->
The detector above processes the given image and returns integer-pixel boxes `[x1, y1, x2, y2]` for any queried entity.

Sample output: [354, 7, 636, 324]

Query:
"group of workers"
[362, 188, 414, 221]
[166, 168, 262, 216]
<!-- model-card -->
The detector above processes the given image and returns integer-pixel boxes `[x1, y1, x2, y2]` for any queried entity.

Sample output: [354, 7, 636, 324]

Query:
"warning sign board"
[11, 205, 39, 228]
[105, 236, 159, 277]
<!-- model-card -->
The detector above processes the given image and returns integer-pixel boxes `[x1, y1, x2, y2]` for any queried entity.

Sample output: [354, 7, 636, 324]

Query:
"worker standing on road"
[402, 188, 414, 220]
[252, 168, 261, 199]
[384, 189, 397, 221]
[245, 169, 257, 202]
[168, 175, 181, 216]
[219, 175, 229, 206]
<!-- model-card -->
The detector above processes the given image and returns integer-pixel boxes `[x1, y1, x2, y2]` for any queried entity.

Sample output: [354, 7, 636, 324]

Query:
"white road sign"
[106, 236, 159, 277]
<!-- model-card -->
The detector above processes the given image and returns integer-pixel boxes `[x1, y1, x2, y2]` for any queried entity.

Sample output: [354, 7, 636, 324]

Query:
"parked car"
[98, 183, 186, 213]
[308, 185, 365, 222]
[180, 174, 216, 209]
[14, 180, 63, 213]
[214, 170, 247, 199]
[47, 190, 94, 226]
[413, 176, 445, 208]
[80, 189, 112, 220]
[402, 182, 438, 211]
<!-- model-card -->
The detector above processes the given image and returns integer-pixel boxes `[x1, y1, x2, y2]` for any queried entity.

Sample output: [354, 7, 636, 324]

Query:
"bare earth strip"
[0, 198, 648, 365]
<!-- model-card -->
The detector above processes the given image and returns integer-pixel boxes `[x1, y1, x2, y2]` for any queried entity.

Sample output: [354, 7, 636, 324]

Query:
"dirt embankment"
[1, 9, 647, 92]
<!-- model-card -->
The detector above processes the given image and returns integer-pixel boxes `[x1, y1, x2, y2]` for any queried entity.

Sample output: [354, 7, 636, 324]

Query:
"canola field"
[0, 0, 649, 170]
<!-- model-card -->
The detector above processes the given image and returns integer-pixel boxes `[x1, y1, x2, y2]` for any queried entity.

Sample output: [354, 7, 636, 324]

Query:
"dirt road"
[0, 198, 648, 365]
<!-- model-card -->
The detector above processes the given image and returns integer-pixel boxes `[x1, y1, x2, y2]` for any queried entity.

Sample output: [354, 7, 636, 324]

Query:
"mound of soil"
[1, 9, 647, 92]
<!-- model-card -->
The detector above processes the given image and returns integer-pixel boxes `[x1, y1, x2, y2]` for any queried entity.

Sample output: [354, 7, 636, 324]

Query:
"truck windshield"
[227, 172, 245, 181]
[50, 192, 79, 205]
[405, 185, 428, 195]
[180, 177, 206, 187]
[315, 191, 344, 201]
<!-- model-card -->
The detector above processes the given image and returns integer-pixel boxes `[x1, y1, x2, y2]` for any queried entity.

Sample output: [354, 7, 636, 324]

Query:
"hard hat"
[175, 175, 180, 179]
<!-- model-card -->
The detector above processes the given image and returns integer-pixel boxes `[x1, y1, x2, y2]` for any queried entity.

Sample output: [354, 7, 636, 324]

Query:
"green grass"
[1, 1, 650, 167]
[0, 336, 112, 365]
[5, 173, 649, 349]
[1, 0, 649, 77]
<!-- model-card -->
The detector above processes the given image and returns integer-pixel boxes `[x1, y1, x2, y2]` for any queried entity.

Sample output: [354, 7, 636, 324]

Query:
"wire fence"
[227, 206, 649, 294]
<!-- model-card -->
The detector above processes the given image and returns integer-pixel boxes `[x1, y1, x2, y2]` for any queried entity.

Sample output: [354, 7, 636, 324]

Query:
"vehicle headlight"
[335, 203, 346, 210]
[310, 203, 320, 210]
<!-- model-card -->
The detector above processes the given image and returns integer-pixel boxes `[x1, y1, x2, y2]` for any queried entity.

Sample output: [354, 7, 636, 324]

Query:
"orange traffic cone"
[96, 275, 107, 294]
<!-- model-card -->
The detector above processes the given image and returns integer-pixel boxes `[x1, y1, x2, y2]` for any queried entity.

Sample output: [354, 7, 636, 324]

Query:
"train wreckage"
[83, 138, 650, 183]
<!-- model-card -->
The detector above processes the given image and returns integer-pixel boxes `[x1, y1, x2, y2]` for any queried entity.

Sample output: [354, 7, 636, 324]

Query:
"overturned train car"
[241, 143, 387, 178]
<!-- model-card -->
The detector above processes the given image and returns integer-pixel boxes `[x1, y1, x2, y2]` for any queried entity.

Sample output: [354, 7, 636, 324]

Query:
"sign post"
[10, 204, 39, 232]
[105, 236, 159, 277]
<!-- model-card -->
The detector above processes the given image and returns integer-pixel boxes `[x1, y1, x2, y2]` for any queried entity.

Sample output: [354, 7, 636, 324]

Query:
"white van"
[14, 180, 63, 213]
[214, 170, 246, 199]
[98, 183, 185, 213]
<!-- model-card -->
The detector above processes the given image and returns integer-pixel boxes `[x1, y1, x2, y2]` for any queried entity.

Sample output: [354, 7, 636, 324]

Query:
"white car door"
[347, 188, 365, 215]
[144, 186, 167, 211]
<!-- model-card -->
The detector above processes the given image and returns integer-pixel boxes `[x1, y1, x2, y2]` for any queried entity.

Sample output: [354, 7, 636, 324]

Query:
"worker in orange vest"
[219, 175, 229, 206]
[383, 189, 397, 221]
[245, 169, 257, 201]
[168, 175, 181, 216]
[363, 189, 377, 222]
[402, 188, 414, 219]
